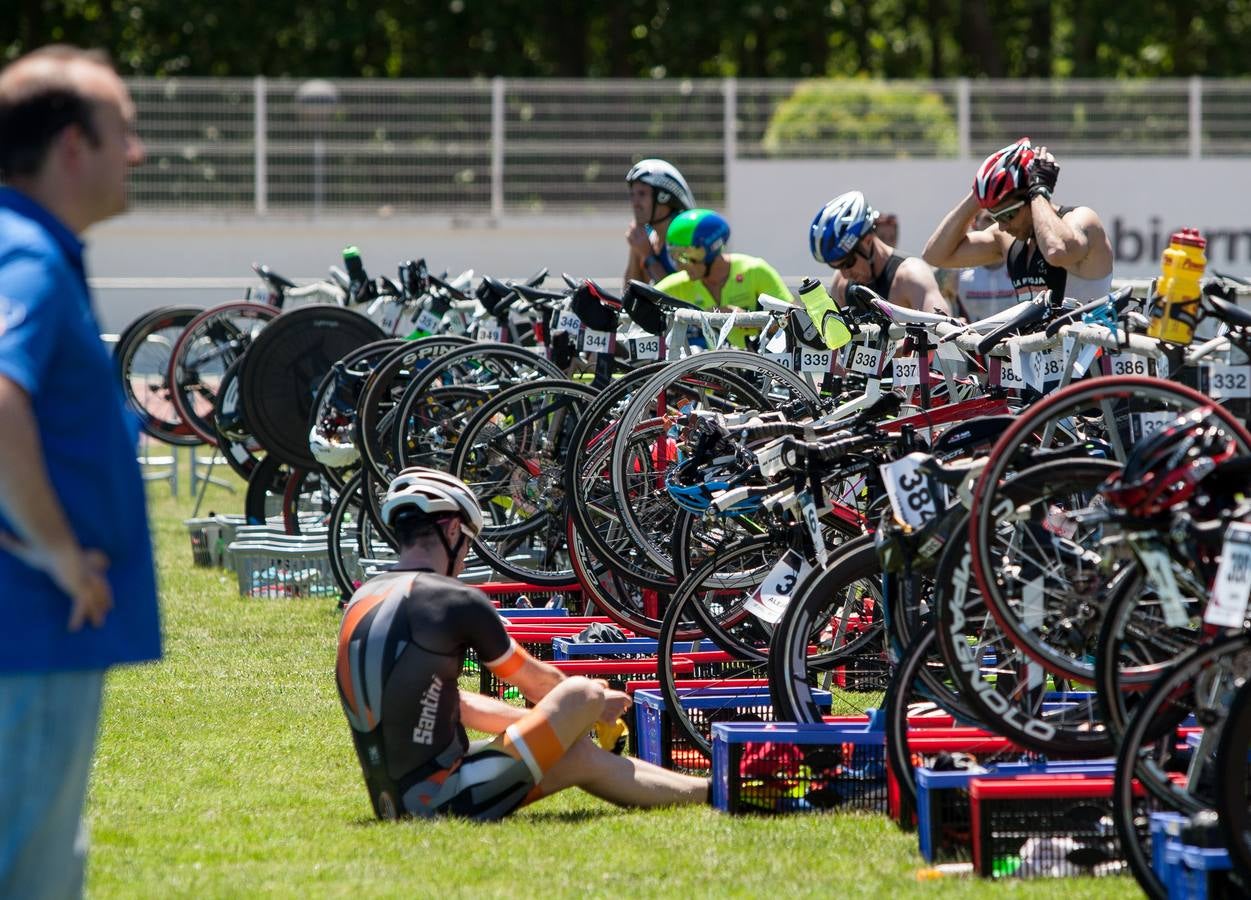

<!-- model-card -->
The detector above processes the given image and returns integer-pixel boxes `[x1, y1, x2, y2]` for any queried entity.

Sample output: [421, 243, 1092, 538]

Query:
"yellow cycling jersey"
[654, 253, 792, 347]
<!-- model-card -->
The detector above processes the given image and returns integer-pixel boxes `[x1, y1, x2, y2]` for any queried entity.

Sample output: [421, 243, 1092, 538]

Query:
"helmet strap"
[860, 239, 880, 283]
[649, 202, 675, 229]
[433, 520, 467, 577]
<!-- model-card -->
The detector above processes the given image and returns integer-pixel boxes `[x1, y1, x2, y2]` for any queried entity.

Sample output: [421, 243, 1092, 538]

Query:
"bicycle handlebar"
[1042, 285, 1135, 338]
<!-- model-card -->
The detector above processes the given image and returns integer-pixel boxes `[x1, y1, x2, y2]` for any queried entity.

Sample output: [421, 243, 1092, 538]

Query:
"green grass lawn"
[85, 462, 1143, 898]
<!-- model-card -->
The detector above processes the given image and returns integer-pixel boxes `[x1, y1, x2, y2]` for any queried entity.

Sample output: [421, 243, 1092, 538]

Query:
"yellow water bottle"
[797, 278, 852, 350]
[1148, 228, 1206, 345]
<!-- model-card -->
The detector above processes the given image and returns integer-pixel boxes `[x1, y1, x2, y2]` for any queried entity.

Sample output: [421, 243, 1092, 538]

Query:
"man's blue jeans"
[0, 670, 105, 900]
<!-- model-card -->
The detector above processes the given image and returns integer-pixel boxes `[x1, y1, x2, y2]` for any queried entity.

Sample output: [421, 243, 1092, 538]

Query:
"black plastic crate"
[970, 775, 1147, 878]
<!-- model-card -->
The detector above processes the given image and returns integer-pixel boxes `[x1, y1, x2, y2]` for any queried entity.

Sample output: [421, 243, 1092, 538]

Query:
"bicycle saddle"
[252, 263, 297, 291]
[757, 292, 798, 313]
[1204, 293, 1251, 329]
[625, 280, 700, 312]
[476, 275, 517, 314]
[512, 283, 569, 304]
[868, 296, 960, 327]
[975, 298, 1050, 356]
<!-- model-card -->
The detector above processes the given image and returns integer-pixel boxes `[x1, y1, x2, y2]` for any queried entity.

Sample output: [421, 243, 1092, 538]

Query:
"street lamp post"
[295, 79, 341, 218]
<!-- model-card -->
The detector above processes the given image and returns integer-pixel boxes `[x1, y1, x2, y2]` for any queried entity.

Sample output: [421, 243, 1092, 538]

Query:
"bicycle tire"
[563, 363, 678, 592]
[449, 378, 597, 586]
[608, 351, 822, 578]
[968, 375, 1251, 681]
[306, 338, 405, 488]
[934, 458, 1123, 756]
[327, 472, 367, 602]
[655, 534, 795, 762]
[767, 534, 889, 724]
[244, 454, 294, 526]
[113, 305, 203, 446]
[882, 627, 1001, 820]
[167, 301, 280, 445]
[212, 356, 264, 480]
[1216, 679, 1251, 888]
[1092, 563, 1203, 743]
[239, 306, 385, 469]
[350, 335, 475, 479]
[364, 341, 555, 479]
[565, 516, 667, 633]
[1113, 634, 1251, 899]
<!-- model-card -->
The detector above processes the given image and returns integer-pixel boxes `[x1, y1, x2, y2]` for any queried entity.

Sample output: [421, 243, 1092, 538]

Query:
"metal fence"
[125, 76, 1251, 214]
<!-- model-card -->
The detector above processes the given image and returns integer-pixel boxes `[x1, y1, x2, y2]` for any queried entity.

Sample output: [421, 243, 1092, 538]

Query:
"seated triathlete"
[809, 190, 950, 315]
[335, 467, 708, 821]
[921, 138, 1113, 303]
[624, 158, 697, 285]
[654, 208, 792, 347]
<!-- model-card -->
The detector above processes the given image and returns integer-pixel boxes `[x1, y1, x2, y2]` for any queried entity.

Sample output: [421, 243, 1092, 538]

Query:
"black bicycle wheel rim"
[240, 306, 385, 469]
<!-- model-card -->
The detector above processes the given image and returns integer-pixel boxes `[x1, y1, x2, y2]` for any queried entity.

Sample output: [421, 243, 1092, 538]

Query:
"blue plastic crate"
[1153, 812, 1190, 890]
[497, 607, 570, 619]
[550, 638, 706, 660]
[633, 686, 831, 773]
[711, 722, 887, 815]
[916, 761, 1115, 863]
[1173, 846, 1234, 900]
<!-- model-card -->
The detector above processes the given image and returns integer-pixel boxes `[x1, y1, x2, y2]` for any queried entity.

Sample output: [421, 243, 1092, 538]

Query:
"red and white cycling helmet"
[1100, 408, 1238, 519]
[974, 138, 1035, 209]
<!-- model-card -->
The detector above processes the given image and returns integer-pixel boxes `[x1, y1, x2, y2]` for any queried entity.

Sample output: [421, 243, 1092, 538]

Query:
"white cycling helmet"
[380, 467, 485, 539]
[308, 423, 360, 469]
[625, 158, 696, 212]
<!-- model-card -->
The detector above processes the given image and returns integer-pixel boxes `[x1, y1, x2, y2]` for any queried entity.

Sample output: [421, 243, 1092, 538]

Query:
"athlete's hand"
[599, 687, 632, 724]
[626, 222, 653, 259]
[1028, 146, 1060, 199]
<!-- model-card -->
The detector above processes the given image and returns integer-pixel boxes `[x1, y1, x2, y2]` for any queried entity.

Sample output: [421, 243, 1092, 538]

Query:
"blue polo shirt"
[0, 188, 160, 673]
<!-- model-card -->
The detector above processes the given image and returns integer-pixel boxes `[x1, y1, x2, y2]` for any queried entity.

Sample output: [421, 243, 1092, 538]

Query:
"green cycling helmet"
[666, 209, 730, 269]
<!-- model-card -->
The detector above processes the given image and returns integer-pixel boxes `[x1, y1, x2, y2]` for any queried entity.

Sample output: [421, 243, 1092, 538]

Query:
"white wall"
[88, 156, 1251, 332]
[88, 212, 631, 332]
[728, 157, 1251, 281]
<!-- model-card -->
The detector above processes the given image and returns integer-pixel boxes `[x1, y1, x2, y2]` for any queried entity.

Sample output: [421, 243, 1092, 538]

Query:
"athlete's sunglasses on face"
[988, 199, 1026, 223]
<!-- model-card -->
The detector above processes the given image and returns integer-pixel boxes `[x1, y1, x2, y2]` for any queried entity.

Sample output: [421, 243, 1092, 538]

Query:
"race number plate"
[880, 452, 939, 529]
[743, 549, 814, 624]
[1206, 363, 1251, 400]
[415, 309, 442, 334]
[554, 310, 582, 335]
[628, 335, 661, 361]
[798, 349, 833, 374]
[1204, 523, 1251, 628]
[848, 343, 883, 375]
[893, 355, 921, 386]
[1138, 543, 1190, 628]
[580, 329, 612, 353]
[764, 351, 795, 371]
[476, 321, 504, 342]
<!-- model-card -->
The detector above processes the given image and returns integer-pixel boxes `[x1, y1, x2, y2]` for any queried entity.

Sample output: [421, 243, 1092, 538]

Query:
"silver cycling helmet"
[625, 158, 696, 212]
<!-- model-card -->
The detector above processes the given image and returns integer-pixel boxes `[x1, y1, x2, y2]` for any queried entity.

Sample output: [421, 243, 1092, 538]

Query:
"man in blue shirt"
[0, 46, 158, 899]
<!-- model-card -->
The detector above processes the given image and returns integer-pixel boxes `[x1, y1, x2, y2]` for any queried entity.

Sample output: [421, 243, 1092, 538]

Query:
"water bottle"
[797, 278, 852, 350]
[1147, 228, 1206, 346]
[342, 245, 374, 305]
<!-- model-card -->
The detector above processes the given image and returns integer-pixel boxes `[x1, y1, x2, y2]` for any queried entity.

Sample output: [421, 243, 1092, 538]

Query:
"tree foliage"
[6, 0, 1251, 78]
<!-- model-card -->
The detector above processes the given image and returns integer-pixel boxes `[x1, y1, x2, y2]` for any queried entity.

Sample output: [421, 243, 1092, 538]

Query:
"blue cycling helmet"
[667, 209, 731, 269]
[664, 457, 760, 518]
[809, 190, 878, 265]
